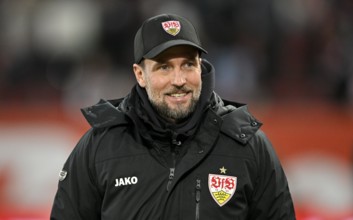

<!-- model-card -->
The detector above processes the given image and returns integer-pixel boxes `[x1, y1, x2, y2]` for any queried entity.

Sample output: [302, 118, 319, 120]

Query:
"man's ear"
[133, 63, 146, 87]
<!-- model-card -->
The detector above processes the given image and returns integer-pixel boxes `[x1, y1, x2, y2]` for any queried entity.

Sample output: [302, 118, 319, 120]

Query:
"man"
[51, 14, 296, 219]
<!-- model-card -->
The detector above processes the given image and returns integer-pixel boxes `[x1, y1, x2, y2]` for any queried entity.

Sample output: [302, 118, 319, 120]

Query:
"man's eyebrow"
[152, 57, 168, 64]
[154, 54, 198, 63]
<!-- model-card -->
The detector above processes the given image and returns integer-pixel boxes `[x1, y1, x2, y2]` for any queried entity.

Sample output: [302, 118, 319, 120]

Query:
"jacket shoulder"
[218, 101, 262, 145]
[81, 99, 129, 129]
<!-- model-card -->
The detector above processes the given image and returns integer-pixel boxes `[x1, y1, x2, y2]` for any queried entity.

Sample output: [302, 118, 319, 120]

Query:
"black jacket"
[51, 61, 295, 220]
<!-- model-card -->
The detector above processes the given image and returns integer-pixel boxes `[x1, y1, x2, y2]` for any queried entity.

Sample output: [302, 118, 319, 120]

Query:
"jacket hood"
[218, 99, 262, 144]
[82, 59, 215, 130]
[81, 60, 262, 144]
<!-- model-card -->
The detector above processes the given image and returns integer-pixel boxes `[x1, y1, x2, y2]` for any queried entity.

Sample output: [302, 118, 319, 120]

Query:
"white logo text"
[115, 176, 138, 187]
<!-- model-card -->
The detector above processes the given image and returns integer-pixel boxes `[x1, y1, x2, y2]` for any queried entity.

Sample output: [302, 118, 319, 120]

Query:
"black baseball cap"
[134, 14, 207, 63]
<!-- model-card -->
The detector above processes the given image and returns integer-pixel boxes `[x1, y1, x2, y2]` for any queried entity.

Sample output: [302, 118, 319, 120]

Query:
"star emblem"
[220, 166, 227, 174]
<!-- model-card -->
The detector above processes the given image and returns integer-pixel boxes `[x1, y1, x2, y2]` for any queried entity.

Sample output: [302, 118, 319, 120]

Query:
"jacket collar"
[82, 60, 216, 134]
[81, 60, 262, 145]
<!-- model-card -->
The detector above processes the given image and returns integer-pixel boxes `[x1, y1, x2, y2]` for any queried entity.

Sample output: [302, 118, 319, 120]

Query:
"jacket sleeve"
[50, 129, 102, 220]
[247, 130, 296, 220]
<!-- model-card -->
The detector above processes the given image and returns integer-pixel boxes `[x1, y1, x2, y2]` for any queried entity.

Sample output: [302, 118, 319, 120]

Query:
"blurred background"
[0, 0, 353, 219]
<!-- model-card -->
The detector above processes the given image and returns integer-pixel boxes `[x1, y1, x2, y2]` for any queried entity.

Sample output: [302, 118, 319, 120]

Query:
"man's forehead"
[150, 45, 200, 62]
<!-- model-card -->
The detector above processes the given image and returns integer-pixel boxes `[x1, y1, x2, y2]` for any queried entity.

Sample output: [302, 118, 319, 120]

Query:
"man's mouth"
[170, 93, 188, 97]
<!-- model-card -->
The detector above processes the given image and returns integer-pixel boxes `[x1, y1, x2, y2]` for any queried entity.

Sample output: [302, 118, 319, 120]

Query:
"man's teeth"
[170, 93, 186, 97]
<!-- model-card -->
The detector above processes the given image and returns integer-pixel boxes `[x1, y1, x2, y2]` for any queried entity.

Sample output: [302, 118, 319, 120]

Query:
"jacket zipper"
[195, 178, 201, 220]
[166, 148, 177, 191]
[166, 167, 175, 191]
[166, 133, 181, 191]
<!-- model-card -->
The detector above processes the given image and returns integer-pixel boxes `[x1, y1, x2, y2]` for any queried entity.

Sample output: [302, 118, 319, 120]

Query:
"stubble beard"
[147, 85, 202, 123]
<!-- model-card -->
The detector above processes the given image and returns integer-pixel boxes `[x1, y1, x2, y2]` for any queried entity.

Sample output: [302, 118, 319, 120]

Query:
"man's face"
[133, 45, 202, 123]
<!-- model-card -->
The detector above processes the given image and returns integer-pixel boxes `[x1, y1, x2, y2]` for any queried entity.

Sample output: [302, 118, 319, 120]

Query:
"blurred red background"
[1, 0, 353, 219]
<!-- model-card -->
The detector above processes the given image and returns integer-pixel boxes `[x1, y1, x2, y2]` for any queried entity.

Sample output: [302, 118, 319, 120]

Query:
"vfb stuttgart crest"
[161, 20, 181, 36]
[208, 174, 237, 206]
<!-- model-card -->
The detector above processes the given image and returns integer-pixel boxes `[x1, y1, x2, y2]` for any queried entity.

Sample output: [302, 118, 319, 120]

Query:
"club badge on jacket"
[208, 167, 237, 207]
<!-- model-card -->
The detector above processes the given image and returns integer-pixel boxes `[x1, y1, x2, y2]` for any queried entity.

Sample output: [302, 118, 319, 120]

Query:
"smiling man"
[51, 14, 296, 220]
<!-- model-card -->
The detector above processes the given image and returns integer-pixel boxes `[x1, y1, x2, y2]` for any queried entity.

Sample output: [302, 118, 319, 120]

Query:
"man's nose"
[171, 69, 186, 86]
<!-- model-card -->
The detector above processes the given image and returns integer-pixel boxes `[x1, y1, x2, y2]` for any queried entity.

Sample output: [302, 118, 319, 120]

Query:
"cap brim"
[143, 39, 208, 60]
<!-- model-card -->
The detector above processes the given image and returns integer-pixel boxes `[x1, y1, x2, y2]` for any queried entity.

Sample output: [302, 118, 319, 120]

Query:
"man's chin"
[167, 104, 190, 114]
[152, 99, 198, 123]
[167, 105, 195, 119]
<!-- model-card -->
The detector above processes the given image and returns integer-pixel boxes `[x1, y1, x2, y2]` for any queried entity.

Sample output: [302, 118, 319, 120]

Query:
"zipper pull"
[172, 139, 181, 146]
[195, 178, 201, 202]
[166, 168, 175, 191]
[195, 178, 201, 220]
[171, 132, 181, 146]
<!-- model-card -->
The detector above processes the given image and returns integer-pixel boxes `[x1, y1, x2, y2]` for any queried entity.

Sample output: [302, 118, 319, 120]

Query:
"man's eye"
[185, 62, 195, 68]
[159, 64, 169, 70]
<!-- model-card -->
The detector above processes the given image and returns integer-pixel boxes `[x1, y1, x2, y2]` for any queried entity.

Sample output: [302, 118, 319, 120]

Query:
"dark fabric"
[51, 60, 296, 220]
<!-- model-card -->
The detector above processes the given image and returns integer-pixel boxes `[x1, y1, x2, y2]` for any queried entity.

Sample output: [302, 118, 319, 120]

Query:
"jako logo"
[115, 176, 138, 187]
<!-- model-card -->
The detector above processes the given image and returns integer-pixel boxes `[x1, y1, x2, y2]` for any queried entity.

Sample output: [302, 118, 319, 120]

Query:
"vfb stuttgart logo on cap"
[208, 174, 237, 207]
[161, 20, 181, 36]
